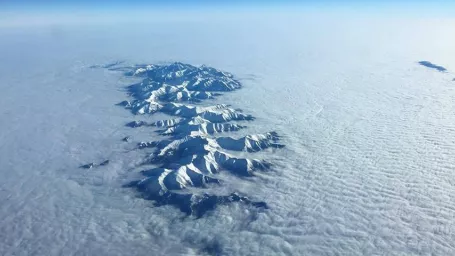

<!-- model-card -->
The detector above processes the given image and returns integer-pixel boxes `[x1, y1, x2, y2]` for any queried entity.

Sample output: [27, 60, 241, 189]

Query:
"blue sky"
[1, 0, 454, 25]
[2, 0, 455, 10]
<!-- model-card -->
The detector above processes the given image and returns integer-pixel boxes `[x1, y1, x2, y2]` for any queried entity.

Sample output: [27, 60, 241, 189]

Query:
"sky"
[1, 0, 454, 27]
[2, 0, 455, 11]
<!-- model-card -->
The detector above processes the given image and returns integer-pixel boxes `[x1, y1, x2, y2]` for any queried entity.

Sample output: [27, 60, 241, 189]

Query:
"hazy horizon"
[2, 0, 455, 28]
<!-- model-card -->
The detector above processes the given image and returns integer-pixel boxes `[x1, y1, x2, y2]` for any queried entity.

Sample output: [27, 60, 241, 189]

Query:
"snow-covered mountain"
[113, 63, 284, 217]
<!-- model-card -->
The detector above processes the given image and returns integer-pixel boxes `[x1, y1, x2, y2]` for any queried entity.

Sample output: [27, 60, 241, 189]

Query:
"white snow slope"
[1, 11, 455, 256]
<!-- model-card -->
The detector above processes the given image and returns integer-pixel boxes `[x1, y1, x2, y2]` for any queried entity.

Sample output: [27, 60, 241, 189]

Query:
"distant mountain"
[418, 61, 447, 72]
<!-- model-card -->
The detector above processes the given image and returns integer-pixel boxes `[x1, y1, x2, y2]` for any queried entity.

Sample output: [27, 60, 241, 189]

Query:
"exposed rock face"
[418, 61, 447, 72]
[80, 160, 109, 169]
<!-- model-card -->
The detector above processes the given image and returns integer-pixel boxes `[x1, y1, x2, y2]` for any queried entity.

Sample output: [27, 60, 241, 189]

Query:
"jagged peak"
[109, 63, 284, 216]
